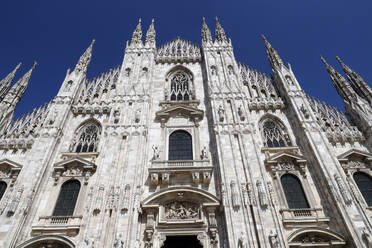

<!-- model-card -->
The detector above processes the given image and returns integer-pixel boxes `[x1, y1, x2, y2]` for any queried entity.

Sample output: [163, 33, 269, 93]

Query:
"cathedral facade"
[0, 17, 372, 248]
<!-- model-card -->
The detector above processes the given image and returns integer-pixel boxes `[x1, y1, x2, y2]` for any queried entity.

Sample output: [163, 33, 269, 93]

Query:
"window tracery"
[261, 118, 291, 147]
[71, 122, 100, 153]
[170, 71, 191, 101]
[53, 180, 81, 216]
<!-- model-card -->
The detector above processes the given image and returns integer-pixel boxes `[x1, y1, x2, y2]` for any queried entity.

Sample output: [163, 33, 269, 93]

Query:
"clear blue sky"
[1, 0, 371, 118]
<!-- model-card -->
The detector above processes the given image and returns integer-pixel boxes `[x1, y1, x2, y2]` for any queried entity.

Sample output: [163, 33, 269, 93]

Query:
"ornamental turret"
[215, 17, 228, 44]
[0, 63, 21, 102]
[201, 17, 212, 45]
[130, 18, 143, 47]
[74, 39, 95, 74]
[321, 56, 372, 141]
[336, 56, 372, 105]
[0, 62, 37, 132]
[145, 18, 156, 47]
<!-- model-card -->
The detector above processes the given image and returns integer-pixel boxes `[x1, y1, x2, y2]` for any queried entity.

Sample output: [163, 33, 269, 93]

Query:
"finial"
[261, 34, 268, 42]
[151, 18, 154, 23]
[320, 56, 328, 66]
[335, 56, 342, 64]
[32, 61, 37, 70]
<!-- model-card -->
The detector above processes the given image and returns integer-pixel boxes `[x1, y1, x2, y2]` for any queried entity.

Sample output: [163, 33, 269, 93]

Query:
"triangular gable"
[54, 156, 96, 171]
[0, 158, 22, 172]
[337, 148, 372, 162]
[155, 105, 204, 122]
[266, 151, 306, 165]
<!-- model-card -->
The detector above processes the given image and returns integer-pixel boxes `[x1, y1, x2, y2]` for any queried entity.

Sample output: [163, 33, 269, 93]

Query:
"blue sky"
[1, 0, 371, 118]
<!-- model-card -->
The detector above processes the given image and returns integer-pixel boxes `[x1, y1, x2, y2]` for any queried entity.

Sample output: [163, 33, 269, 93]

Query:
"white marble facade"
[0, 17, 371, 248]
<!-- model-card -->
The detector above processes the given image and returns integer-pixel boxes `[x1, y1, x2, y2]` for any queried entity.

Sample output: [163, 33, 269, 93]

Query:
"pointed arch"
[169, 130, 193, 160]
[16, 235, 75, 248]
[259, 115, 292, 147]
[353, 171, 372, 206]
[53, 179, 81, 216]
[165, 66, 194, 101]
[281, 174, 309, 209]
[71, 118, 101, 153]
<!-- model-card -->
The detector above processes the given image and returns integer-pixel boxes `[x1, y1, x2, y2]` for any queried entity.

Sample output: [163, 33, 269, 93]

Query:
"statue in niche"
[152, 146, 160, 160]
[362, 228, 372, 248]
[201, 146, 208, 160]
[82, 237, 95, 248]
[64, 80, 73, 92]
[269, 230, 279, 248]
[135, 109, 141, 123]
[164, 201, 199, 220]
[218, 105, 225, 121]
[114, 234, 124, 248]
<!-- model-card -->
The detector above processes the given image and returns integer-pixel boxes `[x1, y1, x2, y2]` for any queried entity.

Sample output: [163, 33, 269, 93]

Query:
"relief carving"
[164, 201, 199, 220]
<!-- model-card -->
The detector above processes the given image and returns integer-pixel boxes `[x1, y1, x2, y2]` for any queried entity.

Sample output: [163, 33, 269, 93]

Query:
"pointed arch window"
[73, 122, 100, 153]
[53, 180, 81, 216]
[261, 118, 291, 147]
[170, 71, 190, 101]
[0, 181, 7, 201]
[281, 174, 309, 209]
[353, 172, 372, 206]
[169, 130, 193, 160]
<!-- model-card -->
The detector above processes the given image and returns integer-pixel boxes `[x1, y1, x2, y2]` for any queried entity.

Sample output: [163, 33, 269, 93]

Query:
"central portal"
[162, 235, 202, 248]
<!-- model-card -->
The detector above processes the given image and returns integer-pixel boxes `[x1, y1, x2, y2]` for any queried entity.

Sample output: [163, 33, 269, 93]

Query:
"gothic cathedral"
[0, 17, 371, 248]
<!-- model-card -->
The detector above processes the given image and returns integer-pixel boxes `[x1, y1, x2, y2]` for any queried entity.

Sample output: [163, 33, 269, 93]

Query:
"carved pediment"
[0, 159, 22, 184]
[337, 148, 372, 162]
[265, 151, 306, 165]
[155, 104, 204, 125]
[53, 156, 97, 184]
[288, 227, 346, 247]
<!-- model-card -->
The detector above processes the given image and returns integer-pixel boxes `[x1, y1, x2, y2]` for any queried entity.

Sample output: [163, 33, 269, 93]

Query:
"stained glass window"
[170, 71, 190, 101]
[169, 130, 193, 160]
[0, 181, 7, 201]
[281, 174, 309, 209]
[262, 119, 291, 147]
[53, 180, 81, 216]
[74, 123, 100, 153]
[354, 172, 372, 206]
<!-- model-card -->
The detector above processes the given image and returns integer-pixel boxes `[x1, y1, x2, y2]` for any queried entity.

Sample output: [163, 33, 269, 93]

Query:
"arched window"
[53, 180, 81, 216]
[0, 181, 7, 201]
[281, 174, 309, 209]
[73, 122, 100, 153]
[353, 172, 372, 206]
[169, 130, 193, 160]
[170, 71, 190, 101]
[261, 118, 291, 147]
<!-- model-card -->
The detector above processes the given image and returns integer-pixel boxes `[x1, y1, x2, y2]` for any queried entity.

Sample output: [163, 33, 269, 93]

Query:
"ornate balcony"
[31, 215, 82, 236]
[149, 160, 213, 186]
[280, 208, 329, 228]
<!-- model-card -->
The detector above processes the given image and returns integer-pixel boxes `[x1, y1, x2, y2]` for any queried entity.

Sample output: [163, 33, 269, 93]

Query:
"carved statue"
[113, 234, 124, 248]
[218, 105, 225, 122]
[152, 145, 160, 160]
[238, 232, 247, 248]
[164, 201, 199, 219]
[269, 230, 279, 248]
[362, 228, 372, 248]
[82, 237, 95, 248]
[200, 146, 208, 160]
[135, 109, 141, 123]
